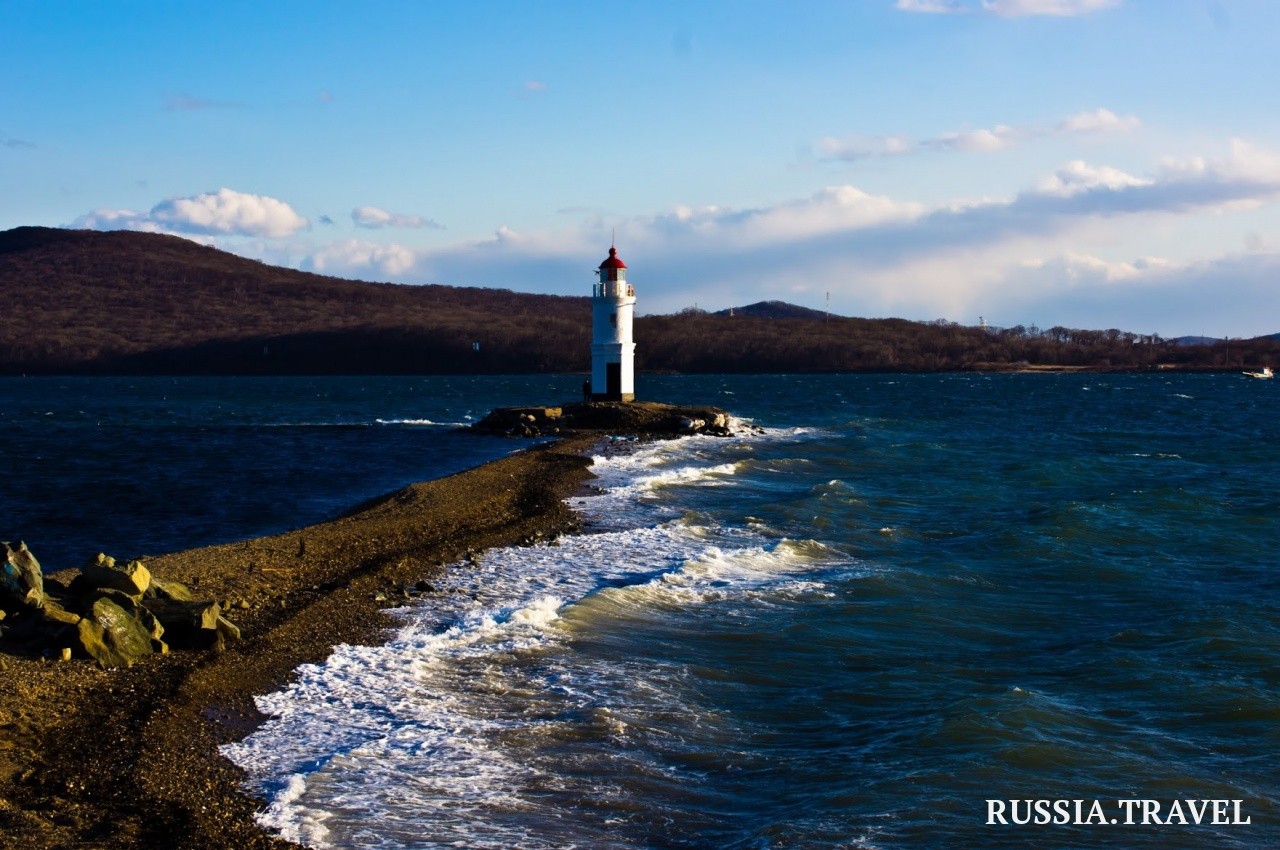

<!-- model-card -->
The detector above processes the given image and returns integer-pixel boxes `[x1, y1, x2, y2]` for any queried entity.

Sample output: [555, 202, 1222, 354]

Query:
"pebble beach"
[0, 436, 597, 850]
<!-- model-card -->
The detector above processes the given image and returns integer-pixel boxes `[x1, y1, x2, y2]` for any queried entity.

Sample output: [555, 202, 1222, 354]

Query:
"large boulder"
[214, 615, 241, 643]
[76, 618, 129, 668]
[472, 406, 564, 437]
[81, 553, 151, 597]
[76, 594, 161, 667]
[2, 541, 44, 608]
[678, 417, 706, 433]
[143, 598, 226, 650]
[147, 576, 195, 602]
[39, 598, 82, 626]
[92, 588, 165, 643]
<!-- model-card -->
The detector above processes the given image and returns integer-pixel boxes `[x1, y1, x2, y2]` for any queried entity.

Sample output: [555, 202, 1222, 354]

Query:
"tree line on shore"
[2, 226, 1275, 375]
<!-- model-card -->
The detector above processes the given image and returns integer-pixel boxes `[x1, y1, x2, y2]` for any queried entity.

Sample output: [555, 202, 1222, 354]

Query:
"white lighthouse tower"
[590, 244, 636, 401]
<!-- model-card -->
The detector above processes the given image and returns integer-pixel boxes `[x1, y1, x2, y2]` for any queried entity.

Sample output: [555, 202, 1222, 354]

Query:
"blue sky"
[4, 0, 1280, 337]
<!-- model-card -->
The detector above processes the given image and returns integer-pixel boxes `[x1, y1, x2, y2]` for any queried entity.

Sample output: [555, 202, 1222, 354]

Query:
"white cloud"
[817, 133, 913, 161]
[74, 189, 309, 238]
[925, 125, 1019, 153]
[302, 239, 419, 277]
[821, 108, 1139, 162]
[1157, 138, 1280, 185]
[151, 189, 309, 237]
[982, 0, 1121, 17]
[351, 205, 442, 230]
[1033, 160, 1151, 196]
[1015, 251, 1170, 284]
[894, 0, 966, 12]
[896, 0, 1121, 15]
[72, 208, 156, 232]
[638, 186, 923, 251]
[1057, 107, 1141, 134]
[994, 251, 1280, 336]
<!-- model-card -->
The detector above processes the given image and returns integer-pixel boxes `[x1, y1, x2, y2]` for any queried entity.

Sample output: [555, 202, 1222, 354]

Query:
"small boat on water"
[1242, 366, 1274, 379]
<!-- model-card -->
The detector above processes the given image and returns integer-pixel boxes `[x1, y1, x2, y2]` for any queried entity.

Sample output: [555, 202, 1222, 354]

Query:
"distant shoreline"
[0, 364, 1266, 379]
[964, 363, 1117, 374]
[963, 363, 1264, 374]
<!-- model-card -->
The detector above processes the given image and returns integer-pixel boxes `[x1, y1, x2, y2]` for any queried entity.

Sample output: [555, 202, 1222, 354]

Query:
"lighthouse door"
[606, 362, 621, 399]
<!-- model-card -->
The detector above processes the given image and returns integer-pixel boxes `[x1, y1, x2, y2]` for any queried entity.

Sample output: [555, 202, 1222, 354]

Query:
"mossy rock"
[76, 596, 156, 668]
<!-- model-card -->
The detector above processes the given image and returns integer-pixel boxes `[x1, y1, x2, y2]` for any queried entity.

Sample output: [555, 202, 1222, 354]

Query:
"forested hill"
[1, 226, 1275, 374]
[0, 227, 585, 374]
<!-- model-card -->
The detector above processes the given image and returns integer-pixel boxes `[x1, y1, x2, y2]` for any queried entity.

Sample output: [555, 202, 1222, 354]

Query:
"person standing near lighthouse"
[589, 244, 636, 402]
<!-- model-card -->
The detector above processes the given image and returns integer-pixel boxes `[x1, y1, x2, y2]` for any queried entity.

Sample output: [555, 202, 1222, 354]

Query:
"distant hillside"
[715, 301, 830, 320]
[2, 226, 1275, 374]
[0, 227, 587, 374]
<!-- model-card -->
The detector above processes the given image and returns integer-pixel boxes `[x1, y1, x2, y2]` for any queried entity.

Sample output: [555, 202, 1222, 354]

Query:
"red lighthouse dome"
[598, 246, 627, 280]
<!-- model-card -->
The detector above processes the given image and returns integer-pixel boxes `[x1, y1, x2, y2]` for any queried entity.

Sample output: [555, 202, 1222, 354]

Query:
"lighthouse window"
[610, 312, 617, 326]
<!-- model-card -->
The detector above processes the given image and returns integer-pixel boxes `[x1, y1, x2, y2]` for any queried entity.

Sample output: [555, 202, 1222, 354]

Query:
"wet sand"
[0, 435, 599, 850]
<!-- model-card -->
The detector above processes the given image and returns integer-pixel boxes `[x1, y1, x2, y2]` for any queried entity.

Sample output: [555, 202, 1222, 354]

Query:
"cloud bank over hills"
[69, 136, 1280, 338]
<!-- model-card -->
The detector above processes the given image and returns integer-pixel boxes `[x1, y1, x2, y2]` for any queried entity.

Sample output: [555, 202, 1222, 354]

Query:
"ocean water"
[5, 374, 1279, 847]
[0, 375, 577, 570]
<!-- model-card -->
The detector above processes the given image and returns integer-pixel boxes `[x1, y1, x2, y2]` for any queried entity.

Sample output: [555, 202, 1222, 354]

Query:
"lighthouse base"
[589, 356, 634, 403]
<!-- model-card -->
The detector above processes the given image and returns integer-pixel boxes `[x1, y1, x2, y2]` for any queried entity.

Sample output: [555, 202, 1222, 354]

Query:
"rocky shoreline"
[471, 400, 735, 438]
[0, 401, 733, 850]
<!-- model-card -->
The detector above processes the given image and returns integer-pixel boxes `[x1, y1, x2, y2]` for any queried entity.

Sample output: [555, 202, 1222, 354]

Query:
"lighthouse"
[590, 245, 636, 402]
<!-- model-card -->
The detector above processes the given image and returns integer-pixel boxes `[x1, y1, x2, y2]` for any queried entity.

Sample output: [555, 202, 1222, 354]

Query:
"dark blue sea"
[4, 374, 1278, 848]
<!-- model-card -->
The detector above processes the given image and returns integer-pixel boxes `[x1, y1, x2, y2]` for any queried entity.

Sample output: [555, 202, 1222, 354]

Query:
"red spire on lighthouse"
[598, 246, 627, 271]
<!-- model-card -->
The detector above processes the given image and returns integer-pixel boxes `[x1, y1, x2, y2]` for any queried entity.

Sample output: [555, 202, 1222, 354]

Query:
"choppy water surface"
[5, 374, 1278, 847]
[0, 375, 573, 568]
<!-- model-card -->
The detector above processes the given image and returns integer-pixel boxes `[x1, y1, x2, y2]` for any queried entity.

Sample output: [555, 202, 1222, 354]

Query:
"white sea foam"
[256, 774, 331, 847]
[568, 538, 840, 615]
[224, 425, 846, 848]
[375, 417, 470, 427]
